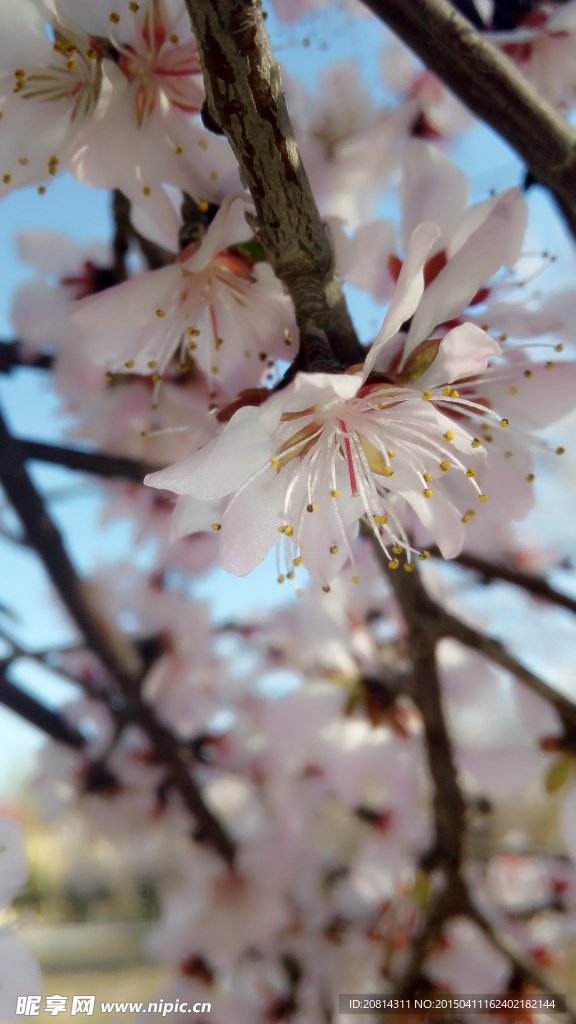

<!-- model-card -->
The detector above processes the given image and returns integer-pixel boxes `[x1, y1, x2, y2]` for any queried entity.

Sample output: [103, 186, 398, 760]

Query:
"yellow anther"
[418, 550, 430, 561]
[287, 571, 295, 579]
[377, 403, 383, 410]
[109, 11, 121, 22]
[197, 199, 209, 212]
[526, 473, 535, 482]
[545, 361, 554, 369]
[556, 446, 565, 455]
[555, 344, 564, 352]
[128, 1, 140, 10]
[65, 59, 76, 70]
[465, 467, 476, 477]
[142, 185, 151, 196]
[439, 461, 450, 471]
[450, 389, 459, 398]
[14, 69, 25, 78]
[284, 526, 294, 537]
[277, 575, 285, 584]
[2, 174, 11, 184]
[187, 327, 200, 336]
[294, 556, 303, 566]
[125, 359, 135, 368]
[169, 33, 179, 43]
[523, 369, 533, 378]
[104, 370, 113, 381]
[198, 139, 208, 150]
[478, 494, 489, 502]
[423, 472, 432, 482]
[482, 423, 490, 431]
[270, 456, 279, 469]
[258, 352, 268, 361]
[404, 563, 414, 572]
[350, 576, 361, 584]
[151, 373, 163, 383]
[209, 170, 218, 180]
[37, 186, 46, 195]
[306, 503, 317, 513]
[284, 334, 294, 346]
[388, 559, 399, 570]
[330, 545, 338, 554]
[155, 309, 165, 318]
[373, 515, 388, 525]
[443, 431, 454, 441]
[322, 585, 330, 592]
[382, 466, 395, 477]
[18, 157, 28, 166]
[422, 389, 432, 401]
[214, 337, 224, 349]
[387, 449, 395, 458]
[500, 333, 508, 341]
[442, 386, 452, 396]
[329, 489, 341, 497]
[211, 366, 219, 374]
[392, 545, 402, 554]
[188, 341, 197, 350]
[147, 360, 157, 368]
[175, 144, 183, 155]
[508, 386, 518, 395]
[500, 418, 510, 427]
[210, 523, 221, 531]
[422, 488, 433, 498]
[485, 434, 493, 443]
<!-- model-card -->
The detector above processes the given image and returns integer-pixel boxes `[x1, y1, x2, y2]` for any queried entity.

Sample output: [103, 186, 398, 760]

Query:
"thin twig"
[0, 341, 53, 374]
[430, 546, 576, 617]
[18, 439, 154, 483]
[0, 405, 236, 865]
[0, 666, 85, 749]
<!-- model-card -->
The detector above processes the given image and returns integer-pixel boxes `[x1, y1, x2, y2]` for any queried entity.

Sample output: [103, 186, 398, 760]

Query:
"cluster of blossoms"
[4, 0, 576, 1020]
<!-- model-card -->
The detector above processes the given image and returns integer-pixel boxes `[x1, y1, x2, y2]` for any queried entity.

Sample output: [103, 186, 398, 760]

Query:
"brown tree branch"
[364, 531, 576, 1000]
[0, 666, 86, 749]
[361, 0, 576, 236]
[184, 0, 365, 370]
[430, 546, 576, 618]
[0, 341, 53, 374]
[441, 609, 576, 727]
[0, 408, 143, 688]
[0, 405, 236, 865]
[18, 439, 154, 483]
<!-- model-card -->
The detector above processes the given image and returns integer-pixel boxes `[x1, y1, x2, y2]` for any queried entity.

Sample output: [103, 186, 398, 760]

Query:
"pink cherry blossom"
[71, 193, 295, 395]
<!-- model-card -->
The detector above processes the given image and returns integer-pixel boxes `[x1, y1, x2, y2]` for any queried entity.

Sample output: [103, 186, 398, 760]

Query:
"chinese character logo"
[16, 996, 41, 1016]
[71, 996, 95, 1016]
[45, 995, 68, 1016]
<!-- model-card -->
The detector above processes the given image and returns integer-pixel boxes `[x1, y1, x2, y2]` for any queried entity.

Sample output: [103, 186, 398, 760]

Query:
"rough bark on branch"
[362, 0, 576, 236]
[184, 0, 364, 369]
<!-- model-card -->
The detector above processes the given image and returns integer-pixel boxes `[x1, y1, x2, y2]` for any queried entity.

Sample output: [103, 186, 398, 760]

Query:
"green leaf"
[545, 756, 570, 794]
[234, 237, 266, 263]
[413, 870, 431, 908]
[399, 338, 441, 383]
